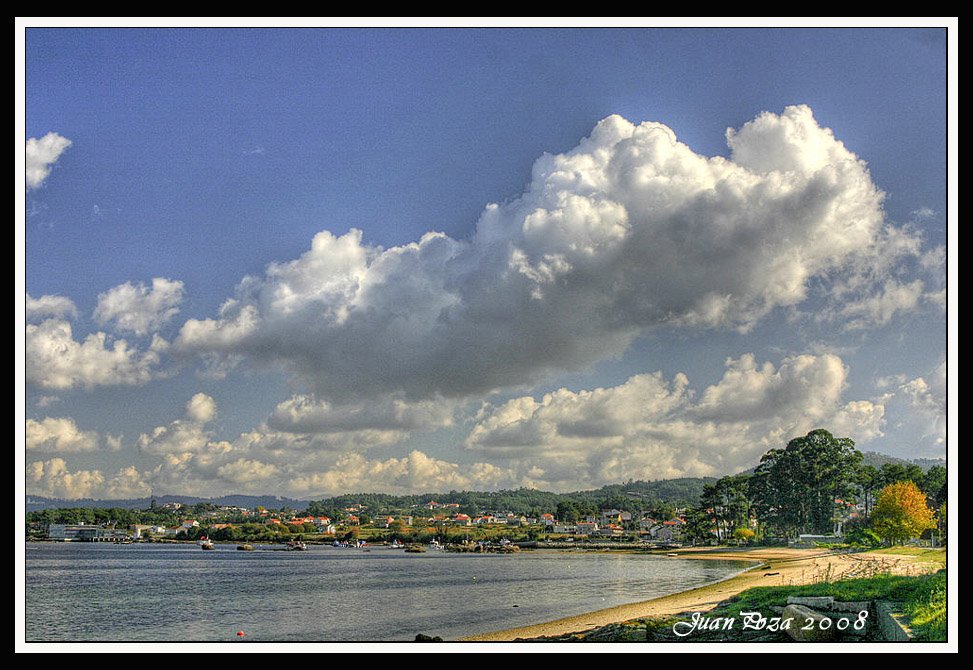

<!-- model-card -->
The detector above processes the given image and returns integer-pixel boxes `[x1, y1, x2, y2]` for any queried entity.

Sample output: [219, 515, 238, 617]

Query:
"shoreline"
[460, 547, 940, 642]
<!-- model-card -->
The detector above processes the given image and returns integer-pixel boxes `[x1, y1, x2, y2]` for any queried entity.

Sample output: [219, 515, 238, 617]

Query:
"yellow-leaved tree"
[871, 480, 936, 545]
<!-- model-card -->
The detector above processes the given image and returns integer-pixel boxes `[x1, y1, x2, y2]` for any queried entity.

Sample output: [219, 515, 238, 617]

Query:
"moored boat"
[285, 540, 308, 551]
[199, 536, 216, 550]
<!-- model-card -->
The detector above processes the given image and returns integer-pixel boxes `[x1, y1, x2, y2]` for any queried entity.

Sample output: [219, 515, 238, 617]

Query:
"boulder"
[782, 604, 837, 642]
[831, 601, 871, 613]
[786, 596, 834, 609]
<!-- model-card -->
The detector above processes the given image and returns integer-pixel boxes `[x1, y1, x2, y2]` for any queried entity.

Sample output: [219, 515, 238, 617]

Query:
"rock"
[787, 596, 834, 609]
[831, 601, 871, 613]
[831, 613, 867, 636]
[782, 604, 837, 642]
[875, 601, 912, 641]
[414, 633, 443, 642]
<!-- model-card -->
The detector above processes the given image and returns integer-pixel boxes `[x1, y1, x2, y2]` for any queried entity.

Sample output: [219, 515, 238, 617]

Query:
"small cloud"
[911, 207, 937, 222]
[35, 395, 61, 408]
[26, 132, 72, 190]
[94, 277, 185, 336]
[242, 146, 265, 156]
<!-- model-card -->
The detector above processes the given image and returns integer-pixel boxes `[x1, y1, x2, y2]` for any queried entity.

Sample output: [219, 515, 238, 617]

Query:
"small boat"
[237, 544, 255, 551]
[285, 540, 308, 551]
[199, 536, 216, 550]
[389, 539, 404, 549]
[428, 539, 445, 551]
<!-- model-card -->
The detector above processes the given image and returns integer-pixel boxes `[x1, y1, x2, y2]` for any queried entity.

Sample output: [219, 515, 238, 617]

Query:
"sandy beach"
[461, 547, 940, 641]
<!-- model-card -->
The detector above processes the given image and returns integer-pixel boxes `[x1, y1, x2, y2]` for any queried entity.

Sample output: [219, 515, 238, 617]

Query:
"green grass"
[902, 570, 947, 641]
[866, 547, 947, 565]
[718, 570, 943, 618]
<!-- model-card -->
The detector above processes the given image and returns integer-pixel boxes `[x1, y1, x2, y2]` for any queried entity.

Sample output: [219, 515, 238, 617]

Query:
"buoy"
[236, 631, 245, 637]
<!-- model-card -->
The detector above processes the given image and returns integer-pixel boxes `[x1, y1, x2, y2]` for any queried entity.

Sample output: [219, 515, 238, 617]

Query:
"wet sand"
[461, 547, 939, 641]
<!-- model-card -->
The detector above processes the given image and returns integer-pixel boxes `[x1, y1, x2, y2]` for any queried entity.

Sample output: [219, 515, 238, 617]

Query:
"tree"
[871, 481, 936, 545]
[749, 429, 862, 538]
[921, 466, 947, 505]
[556, 502, 578, 524]
[681, 508, 714, 546]
[855, 464, 881, 518]
[702, 474, 752, 541]
[732, 527, 755, 544]
[877, 462, 925, 489]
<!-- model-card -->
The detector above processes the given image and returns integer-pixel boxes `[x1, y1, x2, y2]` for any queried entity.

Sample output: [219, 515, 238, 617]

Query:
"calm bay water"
[25, 543, 750, 642]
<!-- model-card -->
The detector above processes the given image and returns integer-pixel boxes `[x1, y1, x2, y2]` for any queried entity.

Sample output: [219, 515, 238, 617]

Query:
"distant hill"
[860, 451, 946, 471]
[25, 494, 309, 514]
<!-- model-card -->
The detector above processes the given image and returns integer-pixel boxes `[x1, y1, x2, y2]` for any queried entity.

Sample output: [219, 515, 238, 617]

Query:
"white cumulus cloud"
[26, 318, 168, 390]
[26, 417, 100, 453]
[26, 459, 151, 500]
[465, 352, 886, 489]
[899, 359, 947, 444]
[94, 278, 185, 336]
[27, 293, 78, 322]
[137, 393, 225, 455]
[176, 106, 926, 404]
[26, 132, 72, 190]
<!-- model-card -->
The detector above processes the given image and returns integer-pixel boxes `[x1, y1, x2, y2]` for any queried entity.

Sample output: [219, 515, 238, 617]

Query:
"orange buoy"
[237, 631, 245, 637]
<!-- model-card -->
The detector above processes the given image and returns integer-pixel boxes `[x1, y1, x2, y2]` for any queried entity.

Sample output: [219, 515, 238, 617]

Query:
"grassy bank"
[463, 547, 945, 642]
[530, 569, 947, 643]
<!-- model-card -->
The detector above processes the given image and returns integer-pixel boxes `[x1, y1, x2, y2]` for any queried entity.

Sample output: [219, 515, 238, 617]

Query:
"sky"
[20, 23, 953, 501]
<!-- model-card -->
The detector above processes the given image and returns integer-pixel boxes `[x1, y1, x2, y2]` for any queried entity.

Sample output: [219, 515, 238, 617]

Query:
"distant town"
[26, 435, 946, 552]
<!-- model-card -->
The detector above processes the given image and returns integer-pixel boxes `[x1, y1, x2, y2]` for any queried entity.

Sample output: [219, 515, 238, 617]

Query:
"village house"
[595, 524, 624, 537]
[451, 513, 472, 526]
[130, 524, 154, 539]
[552, 524, 577, 534]
[576, 521, 599, 535]
[540, 513, 556, 526]
[652, 518, 685, 542]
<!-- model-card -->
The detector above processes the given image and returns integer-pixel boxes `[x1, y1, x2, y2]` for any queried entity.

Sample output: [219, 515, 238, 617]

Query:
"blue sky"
[22, 25, 951, 499]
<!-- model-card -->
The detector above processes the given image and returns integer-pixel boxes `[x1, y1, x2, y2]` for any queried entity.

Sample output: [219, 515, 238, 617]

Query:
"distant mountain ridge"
[24, 453, 943, 514]
[860, 451, 946, 470]
[25, 494, 309, 514]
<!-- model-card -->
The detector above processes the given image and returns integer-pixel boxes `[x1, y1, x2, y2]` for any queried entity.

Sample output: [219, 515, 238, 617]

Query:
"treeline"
[679, 429, 947, 545]
[305, 477, 715, 520]
[26, 501, 261, 527]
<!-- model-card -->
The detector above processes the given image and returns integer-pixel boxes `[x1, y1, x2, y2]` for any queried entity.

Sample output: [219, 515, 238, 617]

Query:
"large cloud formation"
[466, 353, 886, 488]
[27, 350, 886, 499]
[176, 106, 929, 402]
[26, 132, 72, 190]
